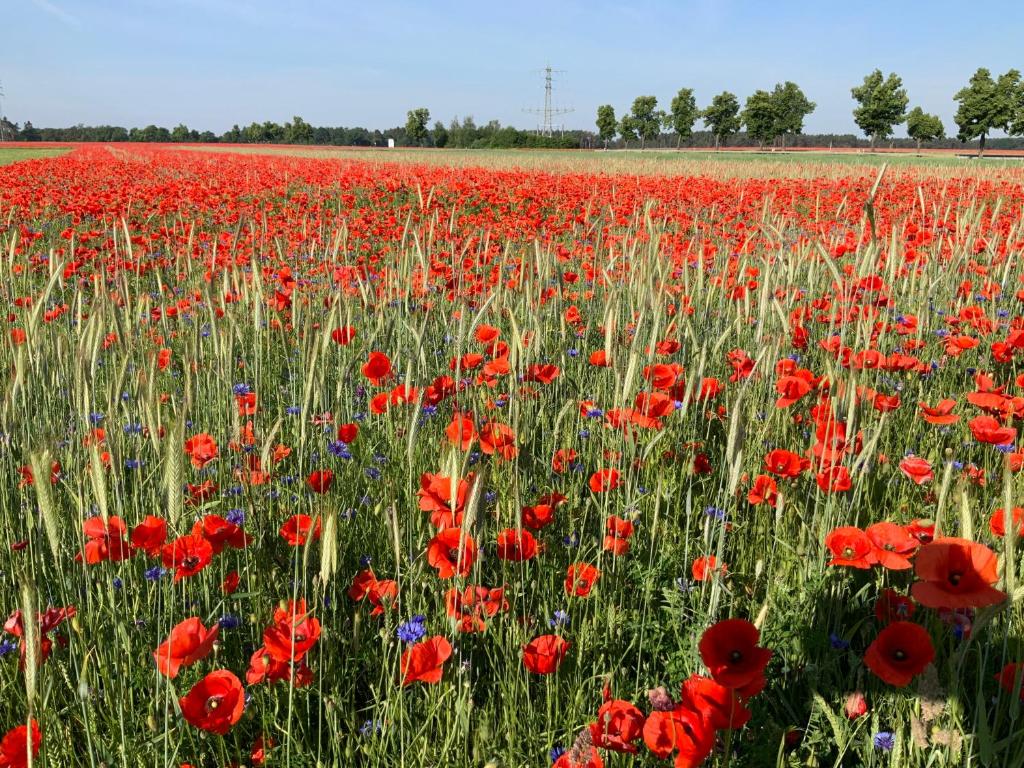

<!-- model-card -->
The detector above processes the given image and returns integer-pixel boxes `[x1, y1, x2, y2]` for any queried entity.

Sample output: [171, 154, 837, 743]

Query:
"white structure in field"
[387, 138, 395, 148]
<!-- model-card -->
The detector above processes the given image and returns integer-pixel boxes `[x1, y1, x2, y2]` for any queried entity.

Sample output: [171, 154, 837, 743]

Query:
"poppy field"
[2, 145, 1024, 767]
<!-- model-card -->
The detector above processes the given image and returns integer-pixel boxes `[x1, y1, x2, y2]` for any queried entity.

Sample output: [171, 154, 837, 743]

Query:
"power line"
[523, 65, 573, 137]
[0, 81, 8, 142]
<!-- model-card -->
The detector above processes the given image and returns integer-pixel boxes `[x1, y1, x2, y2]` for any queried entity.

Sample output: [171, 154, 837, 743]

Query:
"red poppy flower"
[522, 634, 570, 674]
[154, 617, 219, 678]
[565, 563, 600, 597]
[764, 449, 806, 478]
[81, 516, 133, 564]
[337, 422, 359, 443]
[863, 621, 934, 687]
[969, 415, 1017, 446]
[183, 433, 218, 469]
[179, 669, 245, 735]
[824, 526, 874, 568]
[989, 506, 1024, 537]
[479, 421, 518, 460]
[865, 522, 919, 570]
[691, 556, 727, 582]
[551, 448, 578, 474]
[223, 570, 240, 595]
[919, 399, 959, 425]
[642, 706, 714, 763]
[445, 412, 477, 450]
[361, 351, 392, 385]
[589, 698, 644, 753]
[554, 744, 604, 768]
[996, 662, 1024, 700]
[747, 474, 778, 506]
[496, 528, 538, 561]
[400, 635, 452, 685]
[899, 456, 933, 485]
[193, 514, 249, 553]
[698, 618, 772, 689]
[680, 673, 751, 729]
[589, 468, 620, 493]
[0, 721, 41, 768]
[816, 464, 852, 493]
[330, 326, 356, 345]
[911, 537, 1006, 609]
[306, 469, 333, 493]
[161, 534, 214, 582]
[603, 515, 635, 556]
[522, 502, 556, 530]
[427, 528, 477, 578]
[418, 472, 470, 529]
[130, 515, 167, 557]
[280, 514, 321, 546]
[263, 599, 321, 663]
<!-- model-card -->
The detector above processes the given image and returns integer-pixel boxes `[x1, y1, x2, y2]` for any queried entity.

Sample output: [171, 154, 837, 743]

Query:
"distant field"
[0, 146, 70, 165]
[181, 144, 1024, 179]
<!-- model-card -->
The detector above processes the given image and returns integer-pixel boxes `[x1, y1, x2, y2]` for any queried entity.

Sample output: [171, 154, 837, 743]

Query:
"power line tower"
[523, 65, 573, 137]
[0, 81, 8, 142]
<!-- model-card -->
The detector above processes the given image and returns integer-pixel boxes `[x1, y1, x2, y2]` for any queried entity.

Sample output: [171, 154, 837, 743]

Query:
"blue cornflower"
[327, 440, 352, 459]
[567, 348, 579, 358]
[548, 610, 570, 628]
[0, 639, 18, 657]
[144, 567, 167, 581]
[232, 383, 250, 396]
[704, 506, 726, 520]
[226, 508, 245, 526]
[829, 632, 850, 650]
[286, 406, 301, 416]
[397, 616, 427, 644]
[365, 467, 381, 480]
[360, 555, 372, 568]
[125, 459, 141, 470]
[550, 746, 566, 763]
[112, 578, 123, 590]
[873, 732, 895, 751]
[90, 412, 105, 425]
[219, 614, 242, 630]
[359, 720, 382, 737]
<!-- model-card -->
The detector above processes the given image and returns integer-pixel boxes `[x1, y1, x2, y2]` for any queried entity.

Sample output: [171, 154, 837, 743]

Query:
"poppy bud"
[844, 691, 868, 719]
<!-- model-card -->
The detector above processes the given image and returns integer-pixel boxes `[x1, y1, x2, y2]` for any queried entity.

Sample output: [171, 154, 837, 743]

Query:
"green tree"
[596, 104, 617, 148]
[702, 91, 741, 150]
[665, 88, 699, 147]
[405, 108, 430, 146]
[284, 116, 314, 144]
[432, 120, 449, 148]
[770, 82, 815, 147]
[742, 90, 778, 149]
[905, 107, 945, 152]
[954, 68, 1021, 157]
[628, 96, 662, 149]
[851, 70, 909, 149]
[170, 123, 191, 142]
[19, 121, 41, 141]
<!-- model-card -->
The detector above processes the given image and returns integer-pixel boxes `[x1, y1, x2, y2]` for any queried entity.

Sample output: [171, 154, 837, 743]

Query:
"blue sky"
[3, 0, 1023, 137]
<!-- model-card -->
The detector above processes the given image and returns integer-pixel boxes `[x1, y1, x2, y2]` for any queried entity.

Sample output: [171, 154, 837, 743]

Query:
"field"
[1, 143, 1024, 767]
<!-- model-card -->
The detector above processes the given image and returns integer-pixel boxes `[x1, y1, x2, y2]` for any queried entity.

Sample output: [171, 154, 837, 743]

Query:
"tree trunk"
[978, 133, 986, 158]
[715, 134, 720, 151]
[870, 134, 876, 152]
[676, 134, 681, 149]
[916, 138, 921, 155]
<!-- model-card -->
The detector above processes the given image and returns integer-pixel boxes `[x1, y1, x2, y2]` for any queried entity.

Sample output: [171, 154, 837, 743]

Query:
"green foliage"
[284, 115, 314, 145]
[954, 68, 1022, 155]
[666, 88, 700, 144]
[628, 95, 663, 148]
[741, 89, 778, 147]
[702, 91, 742, 149]
[432, 120, 449, 148]
[596, 104, 617, 145]
[770, 81, 816, 146]
[405, 108, 431, 146]
[851, 70, 909, 146]
[906, 107, 945, 149]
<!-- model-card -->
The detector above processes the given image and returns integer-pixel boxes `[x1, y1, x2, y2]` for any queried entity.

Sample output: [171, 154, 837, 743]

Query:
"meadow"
[0, 143, 1023, 767]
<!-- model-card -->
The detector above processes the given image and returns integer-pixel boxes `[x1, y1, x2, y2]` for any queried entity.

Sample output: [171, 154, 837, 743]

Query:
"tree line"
[596, 68, 1024, 156]
[2, 67, 1023, 154]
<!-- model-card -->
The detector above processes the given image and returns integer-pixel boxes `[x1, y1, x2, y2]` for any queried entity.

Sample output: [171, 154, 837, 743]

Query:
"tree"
[171, 123, 191, 142]
[19, 121, 41, 141]
[770, 82, 815, 147]
[666, 88, 699, 147]
[851, 70, 909, 149]
[742, 90, 778, 149]
[405, 108, 430, 146]
[618, 114, 638, 148]
[628, 96, 662, 149]
[954, 68, 1021, 157]
[905, 107, 945, 152]
[596, 104, 617, 148]
[284, 116, 313, 144]
[702, 91, 741, 150]
[432, 120, 449, 148]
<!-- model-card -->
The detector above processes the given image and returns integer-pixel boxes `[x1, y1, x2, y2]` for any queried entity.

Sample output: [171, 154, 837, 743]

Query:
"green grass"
[0, 147, 69, 165]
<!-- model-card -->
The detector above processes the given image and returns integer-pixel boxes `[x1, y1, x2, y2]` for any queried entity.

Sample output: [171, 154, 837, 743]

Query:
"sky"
[3, 0, 1023, 137]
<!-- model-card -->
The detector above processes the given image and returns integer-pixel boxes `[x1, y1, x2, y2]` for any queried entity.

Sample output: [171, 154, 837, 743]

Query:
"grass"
[0, 147, 70, 165]
[0, 144, 1022, 767]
